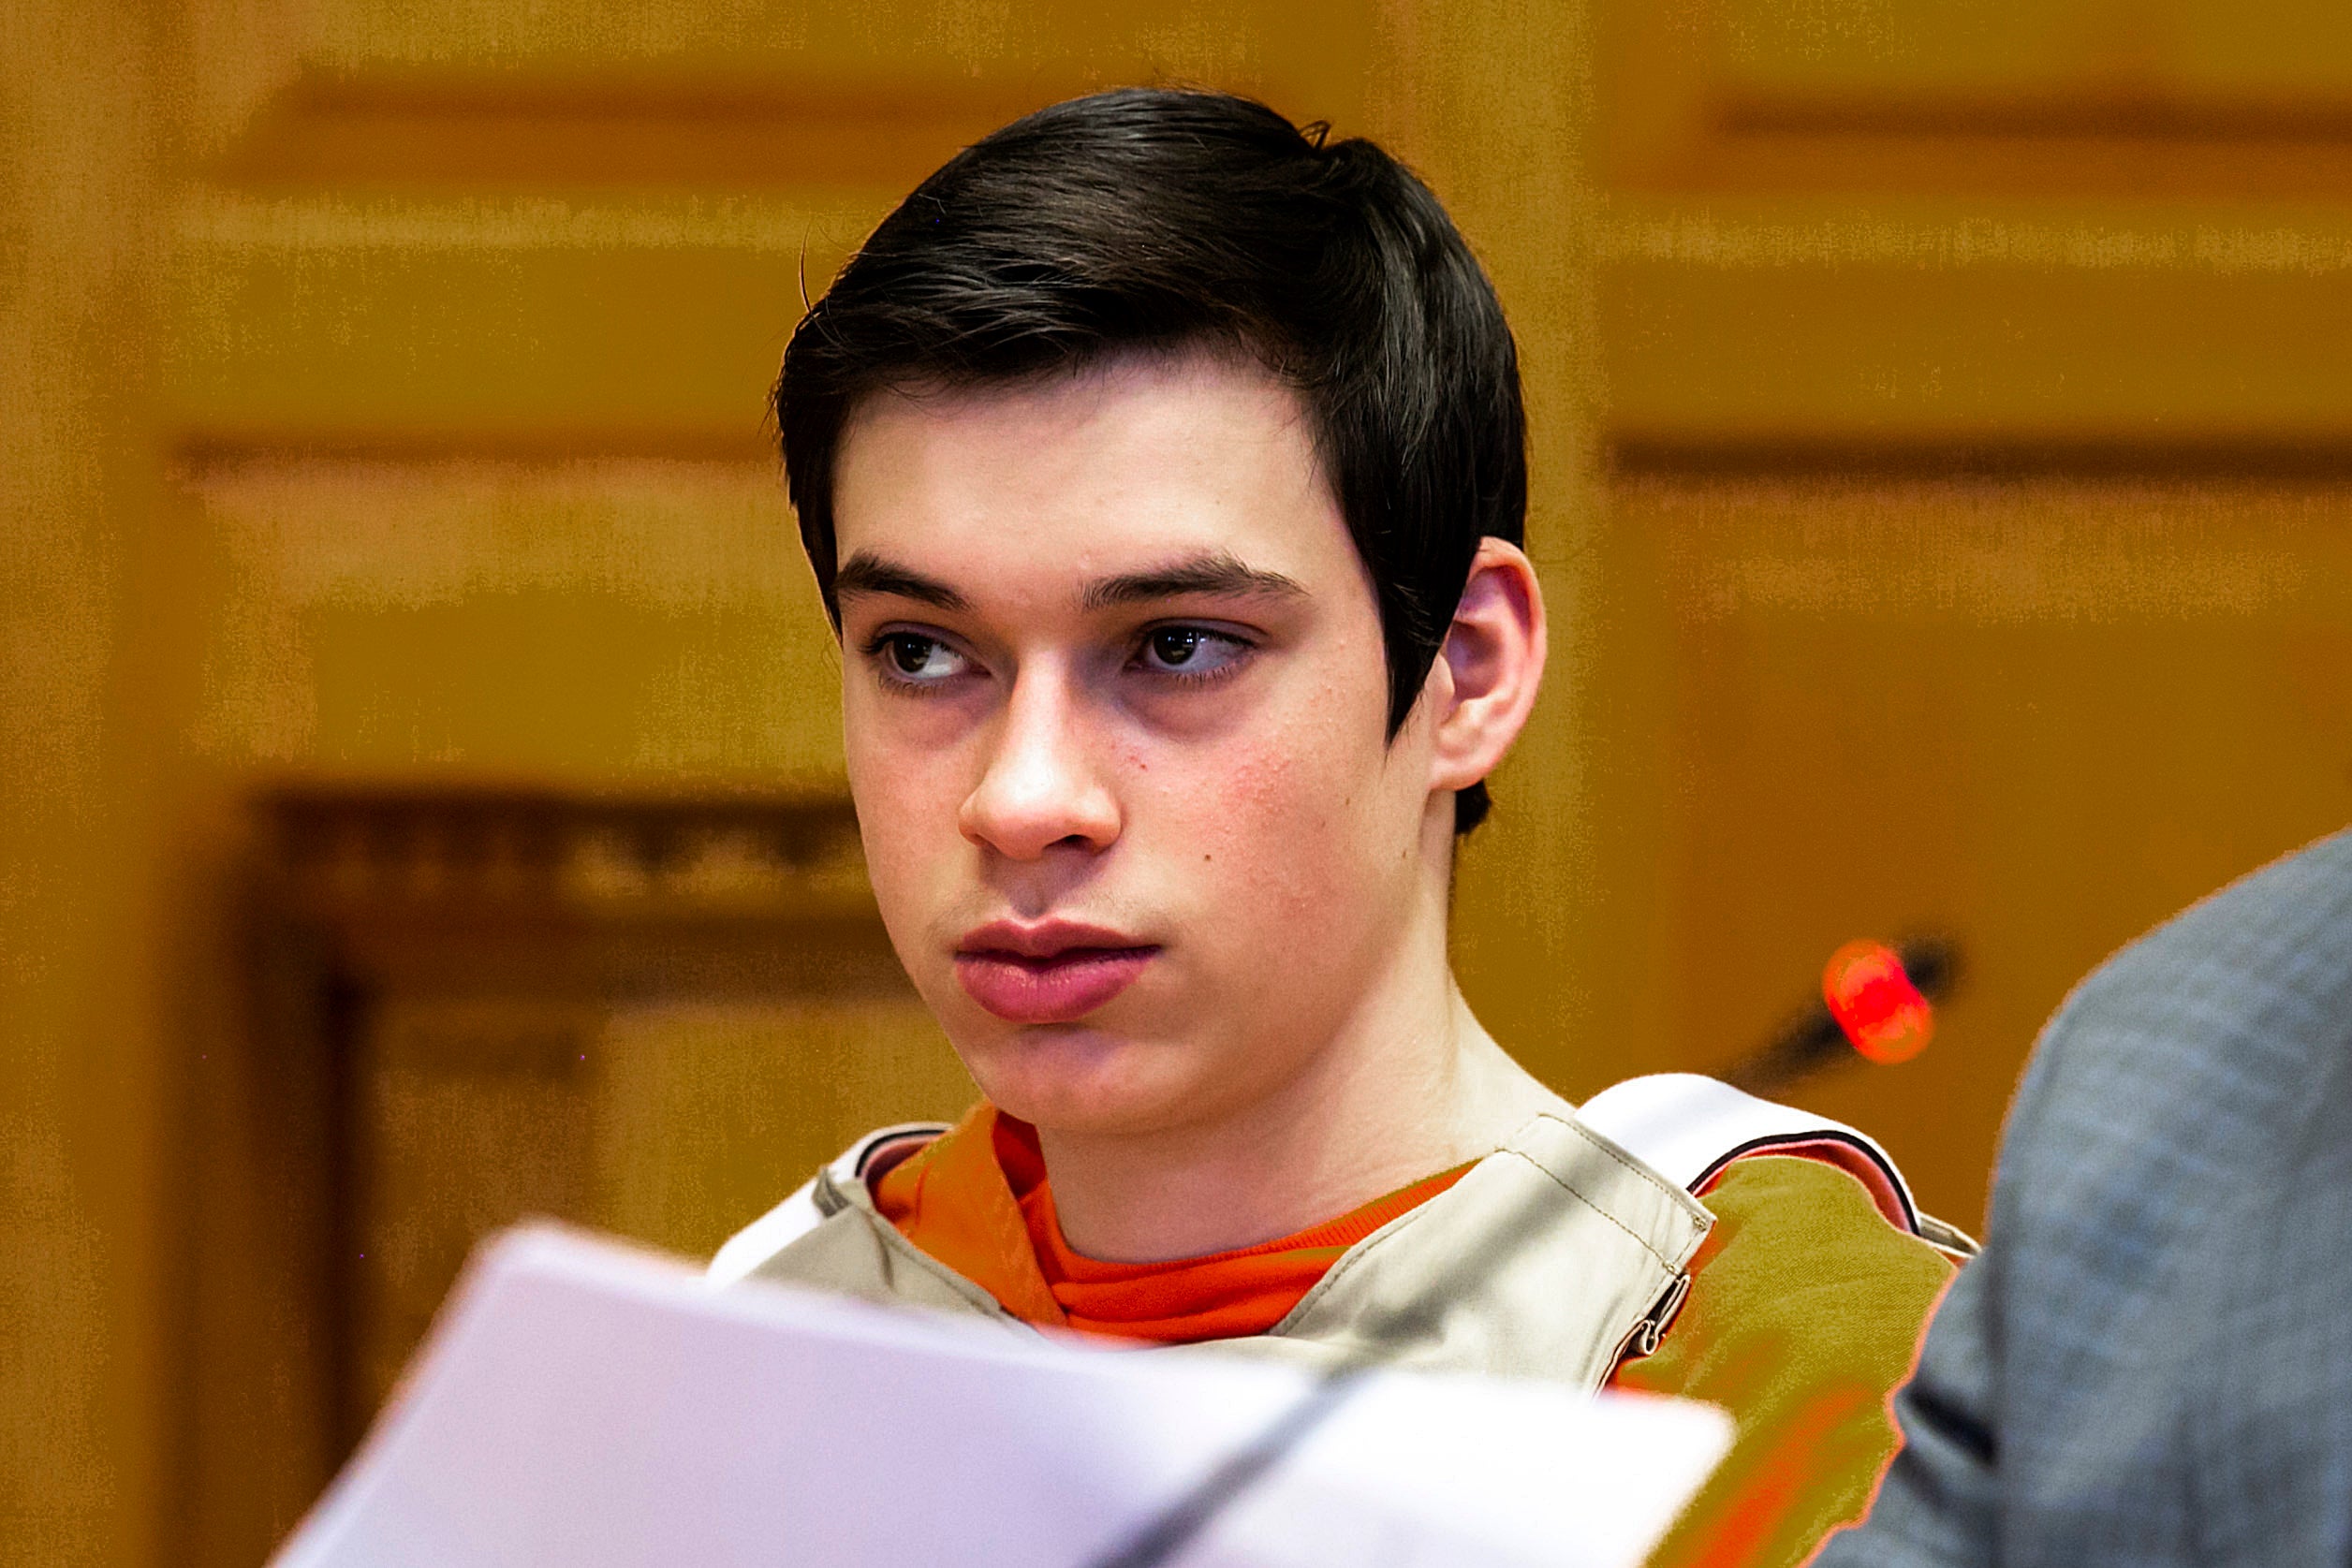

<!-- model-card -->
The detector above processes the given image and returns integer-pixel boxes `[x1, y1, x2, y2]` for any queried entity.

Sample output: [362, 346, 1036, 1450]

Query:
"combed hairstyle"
[776, 86, 1527, 833]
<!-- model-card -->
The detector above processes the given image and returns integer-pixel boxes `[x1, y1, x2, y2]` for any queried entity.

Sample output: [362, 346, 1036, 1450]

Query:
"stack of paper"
[275, 1225, 1729, 1568]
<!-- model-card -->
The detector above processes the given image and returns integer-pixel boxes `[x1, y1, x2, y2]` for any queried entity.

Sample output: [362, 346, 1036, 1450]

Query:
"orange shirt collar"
[872, 1102, 1469, 1342]
[871, 1102, 1067, 1327]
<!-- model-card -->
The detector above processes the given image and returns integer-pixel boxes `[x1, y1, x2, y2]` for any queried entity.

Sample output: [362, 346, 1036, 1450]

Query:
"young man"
[714, 88, 1959, 1568]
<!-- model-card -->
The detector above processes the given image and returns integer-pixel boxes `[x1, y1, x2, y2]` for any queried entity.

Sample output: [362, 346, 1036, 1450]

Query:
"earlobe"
[1429, 539, 1547, 796]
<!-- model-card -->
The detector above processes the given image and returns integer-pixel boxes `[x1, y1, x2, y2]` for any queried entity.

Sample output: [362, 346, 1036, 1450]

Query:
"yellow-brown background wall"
[6, 2, 2348, 1563]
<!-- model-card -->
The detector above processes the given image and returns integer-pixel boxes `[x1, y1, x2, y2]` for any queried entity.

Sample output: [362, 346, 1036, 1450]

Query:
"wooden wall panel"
[1708, 0, 2352, 99]
[1624, 474, 2352, 1222]
[1385, 0, 1630, 1089]
[181, 458, 843, 782]
[1595, 0, 2352, 1224]
[191, 785, 963, 1553]
[1606, 219, 2352, 454]
[593, 998, 970, 1260]
[351, 993, 974, 1419]
[0, 6, 174, 1565]
[1609, 0, 2352, 197]
[172, 199, 884, 454]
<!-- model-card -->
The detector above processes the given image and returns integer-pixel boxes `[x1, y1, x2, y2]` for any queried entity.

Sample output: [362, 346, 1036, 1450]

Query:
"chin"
[954, 1021, 1198, 1136]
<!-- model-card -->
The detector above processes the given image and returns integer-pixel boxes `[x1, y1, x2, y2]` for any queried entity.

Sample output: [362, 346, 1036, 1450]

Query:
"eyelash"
[860, 631, 971, 696]
[1129, 624, 1253, 686]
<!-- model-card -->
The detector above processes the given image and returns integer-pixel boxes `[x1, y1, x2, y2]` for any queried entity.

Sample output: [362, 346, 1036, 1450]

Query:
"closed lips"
[954, 926, 1159, 1023]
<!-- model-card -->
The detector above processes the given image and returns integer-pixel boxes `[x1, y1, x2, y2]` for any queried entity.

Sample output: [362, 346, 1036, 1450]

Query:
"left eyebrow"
[1078, 551, 1308, 612]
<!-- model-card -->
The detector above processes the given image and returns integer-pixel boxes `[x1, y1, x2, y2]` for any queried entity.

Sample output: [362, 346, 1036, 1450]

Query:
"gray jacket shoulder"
[2043, 826, 2352, 1075]
[1820, 828, 2352, 1568]
[2003, 827, 2352, 1231]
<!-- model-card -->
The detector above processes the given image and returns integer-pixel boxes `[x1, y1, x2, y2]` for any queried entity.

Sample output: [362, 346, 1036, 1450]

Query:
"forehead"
[830, 352, 1356, 601]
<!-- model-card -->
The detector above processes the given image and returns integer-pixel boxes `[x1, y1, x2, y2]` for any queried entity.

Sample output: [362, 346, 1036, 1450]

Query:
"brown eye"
[870, 632, 971, 685]
[1135, 625, 1248, 681]
[1150, 628, 1204, 667]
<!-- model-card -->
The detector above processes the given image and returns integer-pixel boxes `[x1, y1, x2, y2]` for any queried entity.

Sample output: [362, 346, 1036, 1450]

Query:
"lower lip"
[953, 946, 1159, 1024]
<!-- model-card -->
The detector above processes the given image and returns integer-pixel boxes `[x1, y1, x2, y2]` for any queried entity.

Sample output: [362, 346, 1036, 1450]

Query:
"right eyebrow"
[832, 552, 970, 613]
[1077, 550, 1309, 612]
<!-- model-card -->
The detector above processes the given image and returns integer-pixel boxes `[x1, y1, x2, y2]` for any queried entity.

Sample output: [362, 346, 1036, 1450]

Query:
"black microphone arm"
[1722, 935, 1961, 1096]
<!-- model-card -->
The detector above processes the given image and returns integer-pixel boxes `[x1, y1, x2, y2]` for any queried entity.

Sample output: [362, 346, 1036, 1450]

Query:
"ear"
[1426, 537, 1547, 799]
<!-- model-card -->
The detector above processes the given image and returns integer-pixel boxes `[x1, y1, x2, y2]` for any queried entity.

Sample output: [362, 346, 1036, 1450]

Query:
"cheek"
[1161, 702, 1405, 916]
[844, 699, 969, 924]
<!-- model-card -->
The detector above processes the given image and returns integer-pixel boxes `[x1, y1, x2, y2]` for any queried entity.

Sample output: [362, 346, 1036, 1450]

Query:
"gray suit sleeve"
[1815, 829, 2352, 1567]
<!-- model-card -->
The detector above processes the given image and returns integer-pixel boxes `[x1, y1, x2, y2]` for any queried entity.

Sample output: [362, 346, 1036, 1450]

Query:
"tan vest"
[716, 1075, 1953, 1389]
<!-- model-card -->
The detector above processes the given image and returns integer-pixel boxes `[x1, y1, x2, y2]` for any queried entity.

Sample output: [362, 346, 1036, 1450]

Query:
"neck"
[1035, 825, 1569, 1263]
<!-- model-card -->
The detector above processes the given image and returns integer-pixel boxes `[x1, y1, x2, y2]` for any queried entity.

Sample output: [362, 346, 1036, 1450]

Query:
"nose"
[958, 663, 1122, 861]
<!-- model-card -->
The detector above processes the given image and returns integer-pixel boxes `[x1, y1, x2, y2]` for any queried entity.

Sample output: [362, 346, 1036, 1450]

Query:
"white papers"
[274, 1224, 1730, 1568]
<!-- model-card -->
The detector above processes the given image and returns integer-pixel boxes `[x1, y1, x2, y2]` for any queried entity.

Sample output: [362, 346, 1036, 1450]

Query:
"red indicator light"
[1822, 939, 1933, 1065]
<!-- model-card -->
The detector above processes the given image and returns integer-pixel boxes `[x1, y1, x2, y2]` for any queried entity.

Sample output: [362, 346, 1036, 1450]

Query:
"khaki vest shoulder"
[734, 1109, 1713, 1389]
[743, 1166, 1019, 1329]
[1249, 1111, 1711, 1389]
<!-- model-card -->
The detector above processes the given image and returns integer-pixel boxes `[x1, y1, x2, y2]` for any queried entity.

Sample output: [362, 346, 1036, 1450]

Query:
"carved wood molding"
[1603, 0, 2352, 199]
[208, 67, 1073, 191]
[255, 784, 905, 998]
